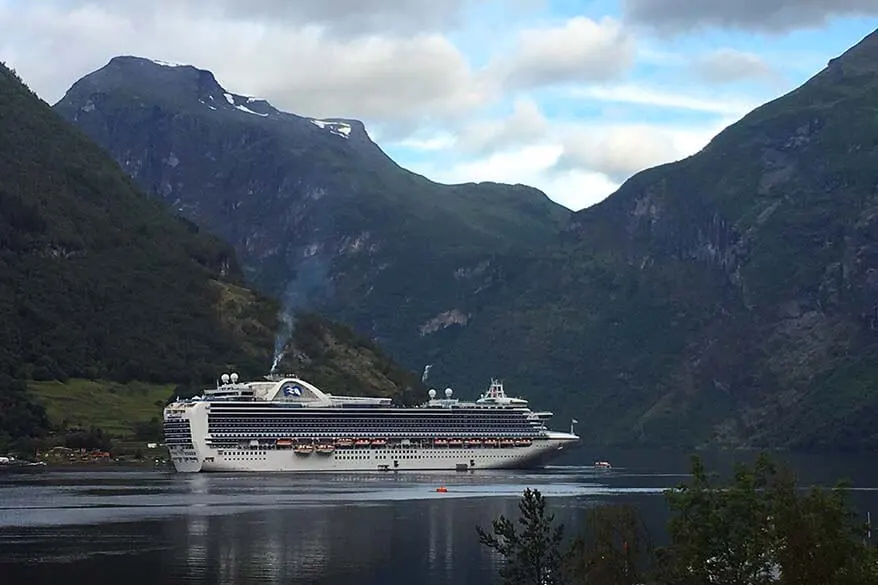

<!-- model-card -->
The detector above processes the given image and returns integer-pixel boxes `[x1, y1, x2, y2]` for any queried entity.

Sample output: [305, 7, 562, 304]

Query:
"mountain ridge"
[450, 27, 878, 449]
[0, 60, 431, 449]
[54, 56, 570, 376]
[54, 29, 878, 449]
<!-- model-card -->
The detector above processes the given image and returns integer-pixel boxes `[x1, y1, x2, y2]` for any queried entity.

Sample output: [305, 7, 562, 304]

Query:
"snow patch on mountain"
[149, 58, 185, 68]
[310, 119, 351, 139]
[236, 104, 269, 117]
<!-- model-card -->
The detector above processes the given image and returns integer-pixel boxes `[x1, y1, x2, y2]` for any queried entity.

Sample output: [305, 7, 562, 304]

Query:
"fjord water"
[2, 451, 877, 585]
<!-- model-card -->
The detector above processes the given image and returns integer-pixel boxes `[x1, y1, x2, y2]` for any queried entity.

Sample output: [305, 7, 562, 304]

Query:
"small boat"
[514, 438, 532, 447]
[448, 439, 463, 447]
[354, 439, 370, 447]
[295, 445, 314, 455]
[276, 438, 293, 447]
[434, 439, 448, 446]
[500, 439, 515, 447]
[316, 444, 336, 455]
[436, 486, 448, 493]
[484, 439, 498, 447]
[336, 439, 353, 447]
[371, 439, 387, 447]
[594, 461, 612, 469]
[467, 439, 482, 446]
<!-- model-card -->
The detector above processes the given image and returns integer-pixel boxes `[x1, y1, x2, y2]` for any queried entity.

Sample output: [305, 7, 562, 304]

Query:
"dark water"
[2, 450, 877, 585]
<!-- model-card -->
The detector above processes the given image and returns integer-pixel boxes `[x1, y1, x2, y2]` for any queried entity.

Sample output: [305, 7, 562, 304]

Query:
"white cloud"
[494, 16, 636, 89]
[535, 170, 621, 211]
[623, 0, 878, 33]
[0, 2, 489, 129]
[553, 122, 727, 182]
[403, 114, 733, 210]
[455, 98, 548, 154]
[693, 49, 779, 84]
[566, 84, 760, 117]
[27, 0, 475, 37]
[0, 0, 846, 213]
[389, 133, 458, 151]
[409, 143, 621, 210]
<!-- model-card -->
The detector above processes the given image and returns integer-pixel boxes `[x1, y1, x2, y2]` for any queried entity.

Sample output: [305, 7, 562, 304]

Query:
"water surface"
[2, 450, 875, 585]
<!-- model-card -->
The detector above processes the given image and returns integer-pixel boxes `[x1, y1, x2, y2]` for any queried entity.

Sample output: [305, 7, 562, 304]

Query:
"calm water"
[2, 450, 877, 585]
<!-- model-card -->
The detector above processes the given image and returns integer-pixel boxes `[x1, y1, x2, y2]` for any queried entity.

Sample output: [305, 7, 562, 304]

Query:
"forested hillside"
[0, 62, 278, 445]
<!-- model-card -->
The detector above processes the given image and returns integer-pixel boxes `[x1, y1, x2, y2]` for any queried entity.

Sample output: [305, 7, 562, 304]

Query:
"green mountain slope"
[53, 56, 570, 370]
[274, 312, 425, 406]
[0, 61, 282, 443]
[437, 29, 878, 450]
[1, 62, 430, 447]
[0, 62, 278, 384]
[51, 31, 878, 451]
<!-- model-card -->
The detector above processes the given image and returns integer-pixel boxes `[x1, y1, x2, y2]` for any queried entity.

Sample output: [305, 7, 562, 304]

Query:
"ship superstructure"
[163, 373, 579, 473]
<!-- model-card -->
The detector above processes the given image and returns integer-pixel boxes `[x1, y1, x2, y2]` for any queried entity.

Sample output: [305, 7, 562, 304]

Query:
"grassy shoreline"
[27, 378, 172, 438]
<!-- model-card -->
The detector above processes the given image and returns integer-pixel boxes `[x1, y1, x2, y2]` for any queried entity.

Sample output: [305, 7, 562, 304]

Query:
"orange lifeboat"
[435, 486, 448, 493]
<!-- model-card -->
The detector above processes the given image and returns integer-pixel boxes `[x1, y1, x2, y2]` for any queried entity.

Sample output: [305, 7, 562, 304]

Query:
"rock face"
[443, 29, 878, 449]
[54, 55, 570, 372]
[56, 30, 878, 450]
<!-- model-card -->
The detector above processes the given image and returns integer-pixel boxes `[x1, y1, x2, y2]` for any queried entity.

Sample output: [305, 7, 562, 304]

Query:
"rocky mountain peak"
[75, 55, 224, 100]
[60, 55, 374, 144]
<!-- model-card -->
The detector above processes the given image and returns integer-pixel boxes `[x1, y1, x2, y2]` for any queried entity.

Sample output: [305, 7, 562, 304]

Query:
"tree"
[768, 466, 878, 585]
[481, 457, 878, 585]
[477, 487, 566, 585]
[657, 453, 878, 585]
[566, 504, 653, 585]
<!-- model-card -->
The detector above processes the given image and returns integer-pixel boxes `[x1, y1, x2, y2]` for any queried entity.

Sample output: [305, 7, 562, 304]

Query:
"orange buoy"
[436, 486, 448, 493]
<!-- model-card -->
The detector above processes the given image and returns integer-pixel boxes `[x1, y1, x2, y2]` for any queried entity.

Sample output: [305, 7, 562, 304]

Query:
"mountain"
[55, 30, 878, 451]
[0, 61, 279, 442]
[276, 312, 425, 406]
[53, 56, 571, 373]
[440, 29, 878, 450]
[0, 62, 422, 447]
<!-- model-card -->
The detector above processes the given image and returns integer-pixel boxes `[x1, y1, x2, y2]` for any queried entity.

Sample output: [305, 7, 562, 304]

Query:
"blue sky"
[2, 0, 877, 209]
[380, 1, 878, 209]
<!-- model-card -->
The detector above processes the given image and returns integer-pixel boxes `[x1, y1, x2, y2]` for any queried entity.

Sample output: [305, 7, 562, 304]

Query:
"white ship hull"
[169, 434, 576, 473]
[164, 374, 580, 473]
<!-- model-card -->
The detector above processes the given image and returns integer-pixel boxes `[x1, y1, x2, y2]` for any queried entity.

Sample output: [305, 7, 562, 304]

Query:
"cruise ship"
[163, 373, 580, 473]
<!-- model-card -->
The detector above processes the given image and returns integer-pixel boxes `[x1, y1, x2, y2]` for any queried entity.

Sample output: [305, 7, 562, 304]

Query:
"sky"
[1, 1, 877, 211]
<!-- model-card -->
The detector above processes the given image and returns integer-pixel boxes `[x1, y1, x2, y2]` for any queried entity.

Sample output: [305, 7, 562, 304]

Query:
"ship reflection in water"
[0, 464, 671, 585]
[171, 476, 531, 585]
[35, 447, 878, 585]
